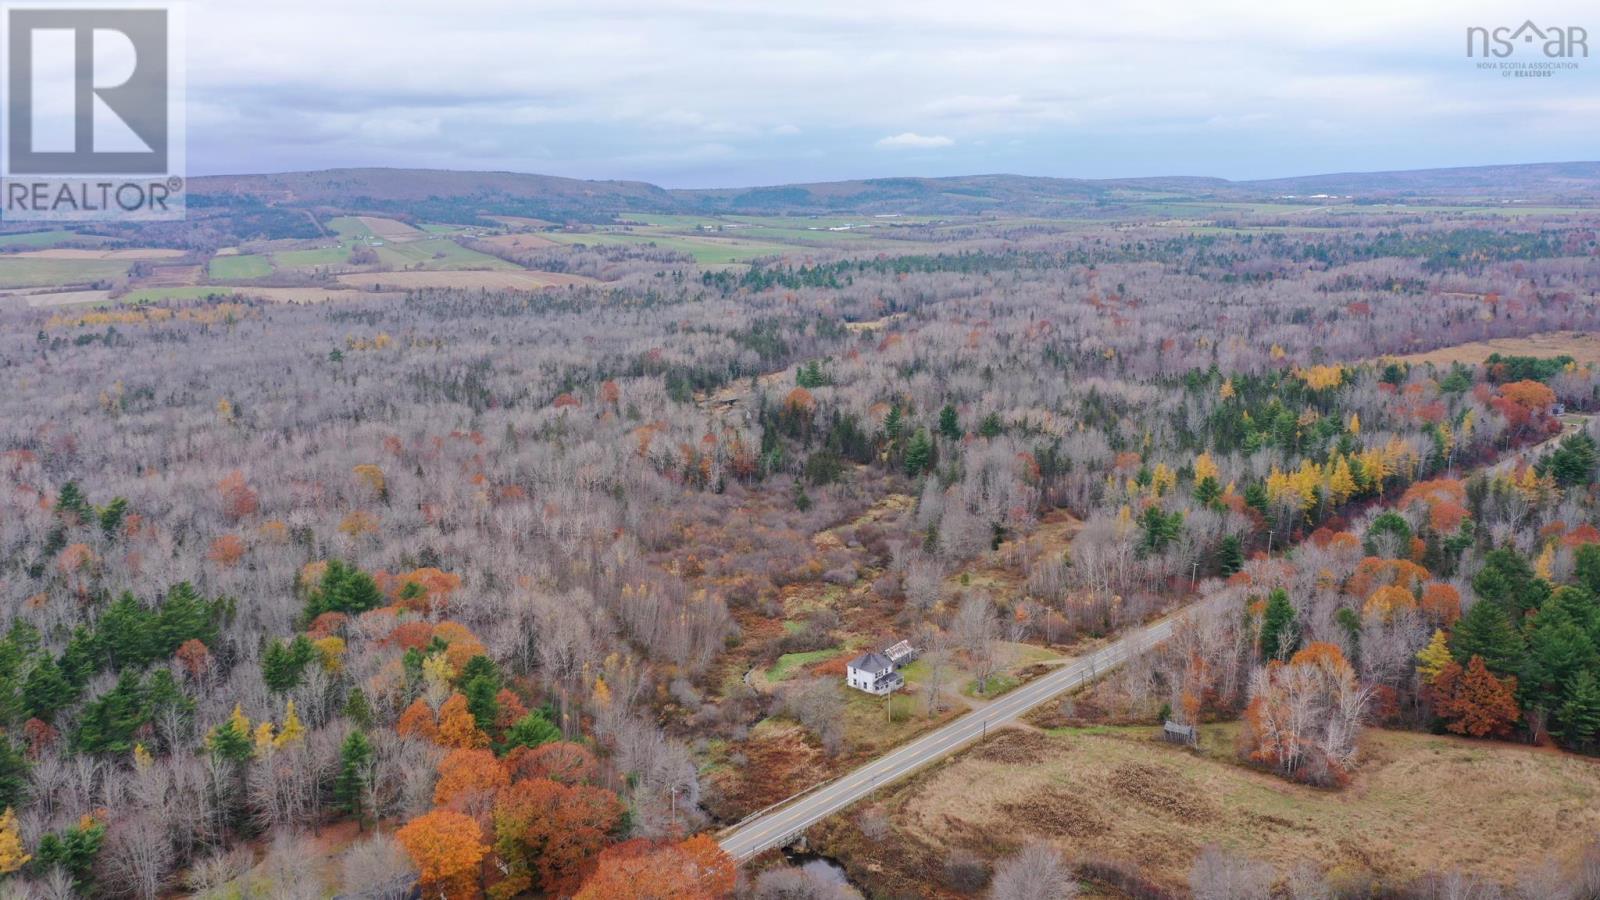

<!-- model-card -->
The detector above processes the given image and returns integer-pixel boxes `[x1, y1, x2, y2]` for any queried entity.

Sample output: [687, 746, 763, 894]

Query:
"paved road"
[718, 599, 1219, 860]
[1487, 414, 1589, 478]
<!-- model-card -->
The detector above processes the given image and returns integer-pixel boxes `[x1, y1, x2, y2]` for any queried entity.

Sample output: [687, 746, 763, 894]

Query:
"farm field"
[813, 723, 1600, 896]
[334, 269, 591, 291]
[118, 285, 407, 304]
[354, 215, 424, 241]
[0, 229, 89, 249]
[9, 248, 186, 261]
[1377, 331, 1600, 368]
[208, 254, 274, 280]
[542, 230, 799, 264]
[0, 257, 131, 288]
[372, 237, 517, 270]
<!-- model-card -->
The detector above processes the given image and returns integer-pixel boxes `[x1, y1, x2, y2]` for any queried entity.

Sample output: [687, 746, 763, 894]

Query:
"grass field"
[118, 285, 405, 304]
[542, 231, 796, 264]
[817, 722, 1600, 895]
[355, 215, 423, 241]
[326, 216, 374, 240]
[767, 648, 842, 682]
[270, 245, 352, 269]
[333, 270, 589, 291]
[1377, 332, 1600, 368]
[0, 258, 129, 288]
[0, 229, 95, 249]
[208, 254, 273, 280]
[373, 238, 517, 270]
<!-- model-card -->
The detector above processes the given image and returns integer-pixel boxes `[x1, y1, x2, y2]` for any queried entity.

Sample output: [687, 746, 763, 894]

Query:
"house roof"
[848, 651, 895, 672]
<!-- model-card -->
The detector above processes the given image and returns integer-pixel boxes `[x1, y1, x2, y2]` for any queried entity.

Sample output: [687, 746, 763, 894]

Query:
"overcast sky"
[184, 0, 1599, 186]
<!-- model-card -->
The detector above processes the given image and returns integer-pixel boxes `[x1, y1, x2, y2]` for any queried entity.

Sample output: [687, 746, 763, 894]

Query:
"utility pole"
[1266, 529, 1275, 558]
[1190, 559, 1199, 590]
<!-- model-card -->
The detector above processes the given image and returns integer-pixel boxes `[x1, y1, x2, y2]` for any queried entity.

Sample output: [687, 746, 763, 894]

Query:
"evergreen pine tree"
[505, 711, 561, 750]
[1215, 534, 1244, 575]
[335, 731, 374, 821]
[1259, 589, 1298, 660]
[1555, 669, 1600, 751]
[904, 428, 934, 477]
[1451, 599, 1526, 676]
[938, 404, 961, 441]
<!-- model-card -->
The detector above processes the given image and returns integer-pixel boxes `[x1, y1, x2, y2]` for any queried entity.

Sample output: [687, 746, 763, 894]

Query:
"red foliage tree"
[490, 777, 625, 898]
[1432, 656, 1521, 738]
[506, 741, 599, 786]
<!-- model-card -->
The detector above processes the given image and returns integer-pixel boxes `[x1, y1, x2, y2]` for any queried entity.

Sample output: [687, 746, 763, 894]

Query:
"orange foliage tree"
[207, 534, 246, 567]
[490, 778, 626, 898]
[1432, 656, 1521, 738]
[396, 698, 439, 743]
[217, 470, 259, 521]
[1419, 582, 1462, 625]
[438, 693, 490, 749]
[1242, 643, 1370, 787]
[574, 835, 736, 900]
[434, 748, 510, 814]
[395, 809, 489, 899]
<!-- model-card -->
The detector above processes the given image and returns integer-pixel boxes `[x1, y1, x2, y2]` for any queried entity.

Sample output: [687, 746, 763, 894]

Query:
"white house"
[846, 650, 903, 695]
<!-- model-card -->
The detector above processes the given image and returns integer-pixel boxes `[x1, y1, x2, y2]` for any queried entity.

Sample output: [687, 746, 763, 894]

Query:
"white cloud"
[875, 132, 954, 149]
[177, 0, 1600, 183]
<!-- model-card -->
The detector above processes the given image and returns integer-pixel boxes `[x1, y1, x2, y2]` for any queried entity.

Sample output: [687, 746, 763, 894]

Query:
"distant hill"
[186, 161, 1600, 224]
[190, 168, 680, 223]
[1237, 161, 1600, 200]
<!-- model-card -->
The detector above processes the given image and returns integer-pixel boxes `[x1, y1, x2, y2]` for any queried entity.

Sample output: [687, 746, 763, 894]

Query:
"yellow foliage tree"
[1193, 452, 1219, 483]
[423, 651, 455, 694]
[313, 635, 347, 672]
[1364, 585, 1416, 621]
[1219, 379, 1236, 400]
[1416, 630, 1453, 683]
[1326, 455, 1357, 505]
[275, 700, 306, 749]
[0, 806, 29, 874]
[1150, 463, 1176, 497]
[1535, 543, 1555, 581]
[353, 464, 386, 495]
[1298, 365, 1344, 391]
[254, 721, 277, 757]
[1348, 412, 1360, 435]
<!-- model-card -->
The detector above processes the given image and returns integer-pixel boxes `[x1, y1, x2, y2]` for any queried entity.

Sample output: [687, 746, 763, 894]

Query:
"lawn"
[816, 722, 1600, 895]
[208, 253, 272, 280]
[960, 672, 1020, 698]
[0, 258, 129, 288]
[767, 647, 841, 682]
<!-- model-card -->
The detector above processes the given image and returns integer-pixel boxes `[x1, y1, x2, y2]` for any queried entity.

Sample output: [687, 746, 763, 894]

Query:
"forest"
[2, 202, 1600, 898]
